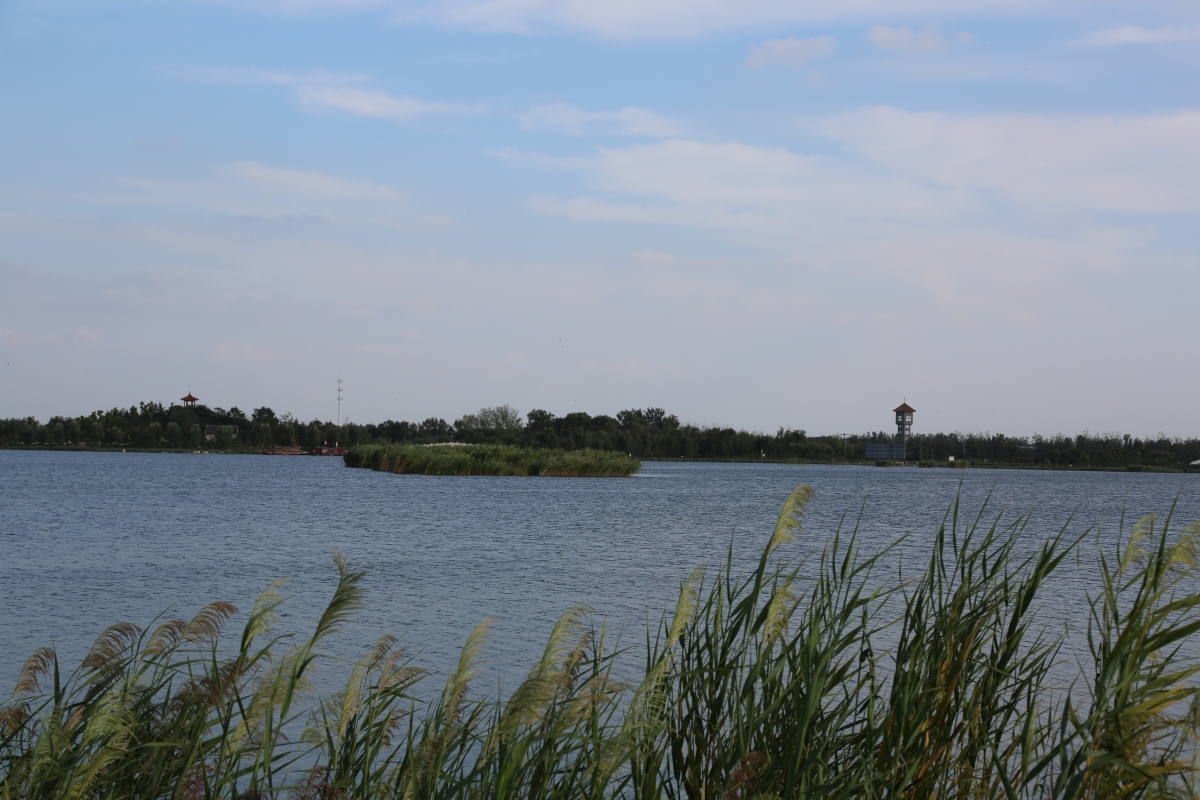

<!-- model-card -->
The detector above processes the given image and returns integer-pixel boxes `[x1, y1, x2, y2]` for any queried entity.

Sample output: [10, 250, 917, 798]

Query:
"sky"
[1, 0, 1198, 436]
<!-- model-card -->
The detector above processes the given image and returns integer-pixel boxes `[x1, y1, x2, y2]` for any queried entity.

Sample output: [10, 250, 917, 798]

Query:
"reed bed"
[344, 443, 642, 477]
[4, 486, 1200, 799]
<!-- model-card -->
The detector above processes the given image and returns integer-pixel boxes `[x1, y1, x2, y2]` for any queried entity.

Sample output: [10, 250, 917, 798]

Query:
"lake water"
[2, 450, 1198, 694]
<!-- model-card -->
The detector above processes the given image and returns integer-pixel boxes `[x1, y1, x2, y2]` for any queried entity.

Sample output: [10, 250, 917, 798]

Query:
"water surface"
[2, 451, 1197, 691]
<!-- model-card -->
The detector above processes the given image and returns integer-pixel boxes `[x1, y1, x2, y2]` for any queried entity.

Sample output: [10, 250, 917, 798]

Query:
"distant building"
[182, 392, 199, 408]
[894, 402, 915, 441]
[204, 425, 238, 441]
[864, 401, 915, 460]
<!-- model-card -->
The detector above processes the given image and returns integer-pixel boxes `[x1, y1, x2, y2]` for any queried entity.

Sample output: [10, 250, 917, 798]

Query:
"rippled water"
[2, 450, 1198, 692]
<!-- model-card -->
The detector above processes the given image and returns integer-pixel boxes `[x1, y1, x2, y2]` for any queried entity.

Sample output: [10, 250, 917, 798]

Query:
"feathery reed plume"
[3, 485, 1199, 799]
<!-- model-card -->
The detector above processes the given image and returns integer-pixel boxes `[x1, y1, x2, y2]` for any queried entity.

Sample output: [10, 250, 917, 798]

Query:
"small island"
[344, 443, 641, 477]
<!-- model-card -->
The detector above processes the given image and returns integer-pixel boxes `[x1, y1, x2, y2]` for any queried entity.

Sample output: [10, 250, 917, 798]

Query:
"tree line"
[2, 401, 1198, 469]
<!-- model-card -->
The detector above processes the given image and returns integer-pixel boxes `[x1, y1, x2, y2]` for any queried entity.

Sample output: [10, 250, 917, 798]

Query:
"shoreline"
[3, 444, 1196, 473]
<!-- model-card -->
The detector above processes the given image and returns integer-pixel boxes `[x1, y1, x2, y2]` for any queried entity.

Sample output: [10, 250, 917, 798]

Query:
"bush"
[344, 443, 641, 477]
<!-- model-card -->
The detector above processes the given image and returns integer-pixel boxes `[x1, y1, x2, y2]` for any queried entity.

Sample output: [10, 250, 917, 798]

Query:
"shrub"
[344, 443, 641, 477]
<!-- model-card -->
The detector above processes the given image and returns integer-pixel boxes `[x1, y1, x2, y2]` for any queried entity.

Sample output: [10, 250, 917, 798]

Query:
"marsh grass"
[344, 444, 641, 477]
[4, 486, 1200, 799]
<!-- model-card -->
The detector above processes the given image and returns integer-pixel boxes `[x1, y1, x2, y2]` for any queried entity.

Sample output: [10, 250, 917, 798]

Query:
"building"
[204, 425, 238, 441]
[894, 402, 915, 441]
[864, 401, 915, 461]
[182, 392, 199, 408]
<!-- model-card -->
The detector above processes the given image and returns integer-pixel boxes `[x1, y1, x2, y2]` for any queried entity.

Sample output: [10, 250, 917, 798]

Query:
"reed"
[344, 443, 642, 477]
[4, 487, 1200, 799]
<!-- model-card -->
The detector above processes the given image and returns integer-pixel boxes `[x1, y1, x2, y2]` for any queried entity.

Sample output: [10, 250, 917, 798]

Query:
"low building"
[204, 425, 238, 440]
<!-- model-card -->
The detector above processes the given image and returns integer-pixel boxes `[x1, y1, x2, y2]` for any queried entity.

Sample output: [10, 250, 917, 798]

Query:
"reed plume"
[3, 486, 1200, 798]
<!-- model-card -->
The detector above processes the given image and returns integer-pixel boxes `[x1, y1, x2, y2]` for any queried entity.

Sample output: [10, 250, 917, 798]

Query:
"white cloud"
[631, 250, 677, 266]
[746, 36, 836, 69]
[147, 0, 1200, 45]
[519, 103, 681, 136]
[524, 107, 1200, 246]
[532, 138, 962, 231]
[866, 59, 1052, 81]
[396, 0, 1049, 39]
[164, 65, 368, 85]
[113, 162, 453, 230]
[1074, 25, 1200, 46]
[164, 66, 478, 126]
[868, 25, 952, 53]
[186, 0, 388, 12]
[810, 107, 1200, 215]
[227, 161, 402, 203]
[297, 86, 483, 121]
[0, 329, 62, 347]
[0, 329, 25, 346]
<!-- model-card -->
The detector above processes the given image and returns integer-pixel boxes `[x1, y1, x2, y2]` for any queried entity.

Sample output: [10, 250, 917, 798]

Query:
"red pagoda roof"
[182, 393, 199, 402]
[894, 402, 916, 413]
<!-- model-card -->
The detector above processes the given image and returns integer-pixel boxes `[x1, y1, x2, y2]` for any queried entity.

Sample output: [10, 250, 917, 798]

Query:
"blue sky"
[1, 0, 1198, 435]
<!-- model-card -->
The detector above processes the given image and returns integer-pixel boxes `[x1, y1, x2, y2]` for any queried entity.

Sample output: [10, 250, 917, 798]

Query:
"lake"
[2, 450, 1197, 693]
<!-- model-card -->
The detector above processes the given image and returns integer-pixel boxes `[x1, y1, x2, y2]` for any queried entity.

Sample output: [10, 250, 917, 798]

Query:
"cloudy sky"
[1, 0, 1197, 435]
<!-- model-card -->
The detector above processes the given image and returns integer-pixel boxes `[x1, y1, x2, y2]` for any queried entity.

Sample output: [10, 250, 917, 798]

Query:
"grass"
[4, 486, 1200, 798]
[344, 443, 642, 477]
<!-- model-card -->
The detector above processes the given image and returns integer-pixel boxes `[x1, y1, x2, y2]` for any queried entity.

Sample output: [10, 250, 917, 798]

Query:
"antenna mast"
[337, 377, 343, 426]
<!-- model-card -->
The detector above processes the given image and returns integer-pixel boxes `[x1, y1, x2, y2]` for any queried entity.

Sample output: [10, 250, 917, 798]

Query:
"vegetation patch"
[5, 400, 1199, 469]
[4, 487, 1200, 797]
[344, 443, 641, 477]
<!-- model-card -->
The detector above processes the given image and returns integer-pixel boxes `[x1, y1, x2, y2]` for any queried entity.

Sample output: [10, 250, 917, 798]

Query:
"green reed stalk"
[3, 485, 1199, 798]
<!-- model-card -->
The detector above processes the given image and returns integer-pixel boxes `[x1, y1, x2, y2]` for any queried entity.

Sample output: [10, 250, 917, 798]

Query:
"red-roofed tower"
[182, 392, 198, 408]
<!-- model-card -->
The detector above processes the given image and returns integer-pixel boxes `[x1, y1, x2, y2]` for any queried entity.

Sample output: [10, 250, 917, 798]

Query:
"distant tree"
[252, 407, 277, 424]
[419, 418, 453, 439]
[228, 407, 247, 421]
[146, 422, 163, 447]
[642, 408, 667, 428]
[165, 422, 183, 448]
[253, 422, 273, 448]
[524, 409, 554, 431]
[590, 414, 619, 432]
[616, 409, 641, 430]
[457, 405, 522, 430]
[616, 408, 671, 429]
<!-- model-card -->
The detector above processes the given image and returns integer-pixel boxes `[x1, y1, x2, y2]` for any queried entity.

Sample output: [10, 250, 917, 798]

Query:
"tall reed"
[344, 444, 641, 477]
[3, 486, 1199, 798]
